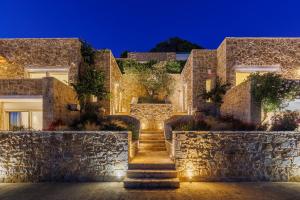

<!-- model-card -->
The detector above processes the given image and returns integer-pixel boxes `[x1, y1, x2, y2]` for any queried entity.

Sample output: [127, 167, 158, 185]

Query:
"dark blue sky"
[1, 0, 300, 57]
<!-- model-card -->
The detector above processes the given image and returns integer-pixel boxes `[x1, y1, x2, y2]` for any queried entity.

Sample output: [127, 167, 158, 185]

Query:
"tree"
[72, 41, 108, 113]
[139, 65, 173, 99]
[150, 37, 204, 52]
[249, 72, 300, 121]
[120, 50, 128, 58]
[202, 76, 230, 116]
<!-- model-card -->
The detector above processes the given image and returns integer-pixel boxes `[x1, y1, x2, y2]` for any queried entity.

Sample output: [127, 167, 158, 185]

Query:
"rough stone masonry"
[0, 131, 129, 182]
[173, 131, 300, 182]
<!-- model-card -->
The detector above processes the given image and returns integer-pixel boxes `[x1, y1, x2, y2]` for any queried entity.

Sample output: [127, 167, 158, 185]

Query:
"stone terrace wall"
[220, 81, 261, 124]
[130, 103, 173, 130]
[0, 79, 43, 96]
[0, 131, 129, 182]
[222, 38, 300, 85]
[42, 77, 79, 129]
[173, 131, 300, 182]
[0, 38, 82, 83]
[128, 52, 176, 62]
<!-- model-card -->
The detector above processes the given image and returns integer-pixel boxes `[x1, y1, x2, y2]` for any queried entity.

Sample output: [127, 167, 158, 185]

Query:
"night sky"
[1, 0, 300, 57]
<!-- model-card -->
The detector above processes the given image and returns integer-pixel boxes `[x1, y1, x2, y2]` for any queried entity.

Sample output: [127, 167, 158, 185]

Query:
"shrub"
[219, 116, 256, 131]
[270, 111, 299, 131]
[171, 114, 211, 131]
[166, 60, 186, 73]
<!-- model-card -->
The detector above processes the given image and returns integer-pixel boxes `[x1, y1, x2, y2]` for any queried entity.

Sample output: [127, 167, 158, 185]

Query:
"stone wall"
[0, 131, 129, 182]
[221, 38, 300, 85]
[130, 103, 173, 130]
[128, 52, 176, 62]
[0, 38, 82, 83]
[173, 131, 300, 182]
[220, 81, 261, 124]
[216, 40, 227, 83]
[42, 77, 79, 129]
[0, 79, 43, 96]
[180, 54, 193, 113]
[94, 50, 123, 114]
[192, 50, 217, 109]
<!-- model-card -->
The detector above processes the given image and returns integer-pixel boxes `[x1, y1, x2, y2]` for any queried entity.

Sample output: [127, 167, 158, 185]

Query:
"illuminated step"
[124, 177, 180, 189]
[127, 170, 178, 179]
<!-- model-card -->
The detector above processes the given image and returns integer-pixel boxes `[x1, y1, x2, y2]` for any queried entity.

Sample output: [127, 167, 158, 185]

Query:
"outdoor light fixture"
[115, 169, 125, 180]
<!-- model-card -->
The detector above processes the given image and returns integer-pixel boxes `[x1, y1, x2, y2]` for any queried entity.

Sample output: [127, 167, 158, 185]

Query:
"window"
[9, 112, 29, 130]
[235, 72, 251, 86]
[8, 111, 42, 130]
[206, 79, 212, 102]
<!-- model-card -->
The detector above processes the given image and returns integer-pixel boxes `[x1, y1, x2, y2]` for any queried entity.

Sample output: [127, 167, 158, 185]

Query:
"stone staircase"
[124, 130, 180, 189]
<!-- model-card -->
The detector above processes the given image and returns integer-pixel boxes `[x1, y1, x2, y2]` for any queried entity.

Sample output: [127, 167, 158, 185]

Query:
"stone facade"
[192, 50, 217, 109]
[220, 38, 300, 85]
[130, 103, 173, 129]
[173, 131, 300, 182]
[220, 81, 261, 124]
[42, 77, 79, 129]
[0, 38, 82, 84]
[128, 52, 176, 62]
[0, 131, 129, 182]
[180, 54, 193, 113]
[0, 79, 43, 96]
[94, 50, 123, 114]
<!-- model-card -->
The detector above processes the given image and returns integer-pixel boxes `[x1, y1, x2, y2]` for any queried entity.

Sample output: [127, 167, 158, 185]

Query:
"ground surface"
[0, 182, 300, 200]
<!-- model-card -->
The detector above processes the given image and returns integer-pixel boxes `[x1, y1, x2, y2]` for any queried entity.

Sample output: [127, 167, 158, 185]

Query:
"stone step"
[140, 134, 165, 140]
[127, 170, 177, 179]
[128, 163, 175, 170]
[141, 130, 164, 134]
[139, 140, 165, 144]
[139, 146, 166, 151]
[139, 143, 166, 148]
[124, 178, 180, 189]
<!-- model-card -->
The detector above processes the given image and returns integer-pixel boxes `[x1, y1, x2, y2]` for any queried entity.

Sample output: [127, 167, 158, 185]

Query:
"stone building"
[0, 37, 300, 130]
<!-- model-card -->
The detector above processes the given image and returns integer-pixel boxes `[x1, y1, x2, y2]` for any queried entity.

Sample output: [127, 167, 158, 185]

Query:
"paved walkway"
[0, 182, 300, 200]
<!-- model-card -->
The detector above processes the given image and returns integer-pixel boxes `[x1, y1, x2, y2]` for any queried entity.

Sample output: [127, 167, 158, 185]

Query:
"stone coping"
[0, 131, 130, 135]
[172, 131, 300, 134]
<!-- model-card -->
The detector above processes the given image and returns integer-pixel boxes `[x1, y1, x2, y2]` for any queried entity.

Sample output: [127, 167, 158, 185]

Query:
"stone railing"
[173, 131, 300, 182]
[0, 131, 130, 182]
[130, 103, 173, 130]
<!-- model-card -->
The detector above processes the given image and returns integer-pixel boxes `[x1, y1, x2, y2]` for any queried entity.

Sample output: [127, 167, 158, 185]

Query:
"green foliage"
[249, 73, 300, 113]
[202, 76, 230, 107]
[80, 40, 95, 65]
[150, 37, 204, 52]
[165, 60, 186, 73]
[72, 41, 108, 112]
[117, 59, 174, 100]
[270, 111, 299, 131]
[137, 64, 173, 98]
[116, 59, 157, 74]
[120, 50, 128, 58]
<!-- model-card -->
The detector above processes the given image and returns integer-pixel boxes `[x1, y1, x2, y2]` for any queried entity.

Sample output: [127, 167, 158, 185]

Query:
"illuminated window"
[235, 72, 251, 86]
[206, 79, 212, 102]
[8, 111, 42, 130]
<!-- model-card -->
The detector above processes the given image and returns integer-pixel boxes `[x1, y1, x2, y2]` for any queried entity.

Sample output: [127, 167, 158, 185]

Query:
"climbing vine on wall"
[249, 72, 300, 114]
[71, 40, 108, 112]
